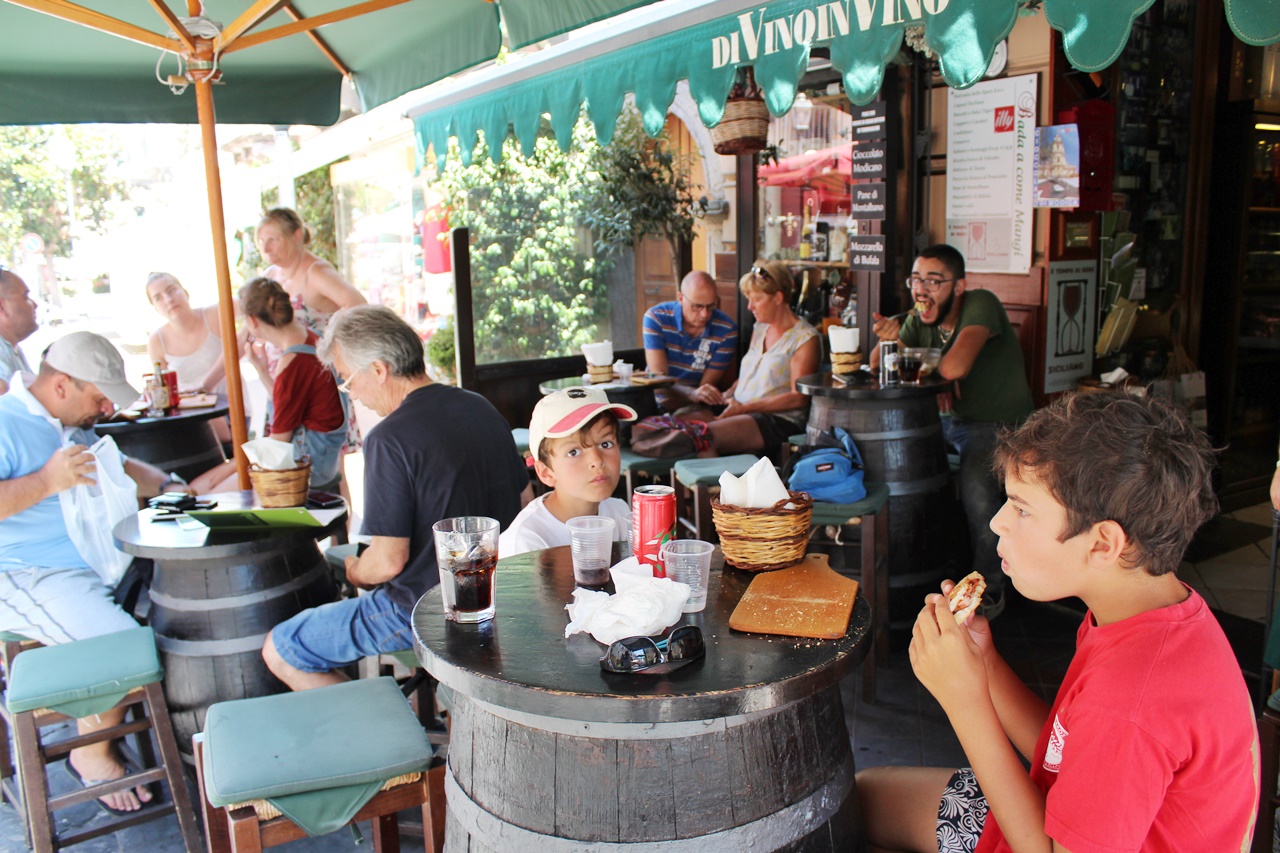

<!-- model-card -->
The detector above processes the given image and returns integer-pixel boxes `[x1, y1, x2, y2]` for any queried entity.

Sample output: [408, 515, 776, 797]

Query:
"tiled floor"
[2, 504, 1274, 851]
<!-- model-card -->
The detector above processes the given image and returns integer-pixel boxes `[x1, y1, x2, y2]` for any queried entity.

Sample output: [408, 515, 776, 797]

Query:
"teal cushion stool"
[512, 428, 531, 456]
[619, 449, 691, 502]
[672, 454, 760, 540]
[7, 626, 161, 717]
[5, 626, 201, 853]
[807, 482, 892, 703]
[197, 676, 436, 850]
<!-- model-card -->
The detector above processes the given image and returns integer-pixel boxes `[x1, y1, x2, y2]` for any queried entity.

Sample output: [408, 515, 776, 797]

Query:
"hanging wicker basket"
[711, 67, 770, 156]
[712, 491, 813, 572]
[249, 459, 311, 508]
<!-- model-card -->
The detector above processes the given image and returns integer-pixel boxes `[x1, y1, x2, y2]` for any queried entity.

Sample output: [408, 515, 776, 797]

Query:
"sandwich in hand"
[947, 571, 986, 625]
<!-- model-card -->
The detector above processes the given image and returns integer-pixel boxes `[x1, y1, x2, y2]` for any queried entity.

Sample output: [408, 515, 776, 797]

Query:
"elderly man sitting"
[643, 270, 738, 411]
[263, 305, 530, 690]
[0, 331, 181, 814]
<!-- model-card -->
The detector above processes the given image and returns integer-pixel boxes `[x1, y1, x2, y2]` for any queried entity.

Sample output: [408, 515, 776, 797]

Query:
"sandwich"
[947, 571, 986, 625]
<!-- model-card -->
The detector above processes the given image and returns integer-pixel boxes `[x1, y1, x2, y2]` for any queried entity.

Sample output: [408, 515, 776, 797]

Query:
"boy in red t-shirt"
[858, 393, 1258, 853]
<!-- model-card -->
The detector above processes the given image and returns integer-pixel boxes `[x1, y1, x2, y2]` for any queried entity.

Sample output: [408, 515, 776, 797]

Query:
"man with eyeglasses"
[642, 271, 737, 410]
[0, 269, 39, 395]
[872, 244, 1033, 619]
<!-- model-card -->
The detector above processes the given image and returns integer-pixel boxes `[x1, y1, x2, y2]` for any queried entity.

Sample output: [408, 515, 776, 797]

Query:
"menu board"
[945, 74, 1037, 274]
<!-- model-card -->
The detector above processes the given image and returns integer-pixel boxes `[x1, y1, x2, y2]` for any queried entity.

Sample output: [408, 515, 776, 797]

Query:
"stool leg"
[194, 737, 233, 853]
[14, 710, 53, 853]
[228, 806, 265, 853]
[692, 485, 714, 541]
[145, 682, 203, 853]
[425, 763, 446, 853]
[875, 505, 890, 667]
[859, 512, 878, 703]
[371, 811, 402, 853]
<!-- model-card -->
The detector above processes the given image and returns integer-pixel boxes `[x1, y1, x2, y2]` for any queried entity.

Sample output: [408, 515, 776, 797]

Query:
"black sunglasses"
[599, 625, 705, 675]
[749, 265, 772, 282]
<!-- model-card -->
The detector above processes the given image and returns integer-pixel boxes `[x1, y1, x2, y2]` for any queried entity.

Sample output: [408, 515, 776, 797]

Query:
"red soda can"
[632, 485, 675, 578]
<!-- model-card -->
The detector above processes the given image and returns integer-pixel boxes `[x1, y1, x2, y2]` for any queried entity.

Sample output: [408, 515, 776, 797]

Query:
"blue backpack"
[785, 427, 867, 504]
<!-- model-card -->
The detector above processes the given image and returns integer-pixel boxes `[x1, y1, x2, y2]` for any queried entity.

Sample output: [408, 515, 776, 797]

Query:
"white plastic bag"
[57, 435, 137, 587]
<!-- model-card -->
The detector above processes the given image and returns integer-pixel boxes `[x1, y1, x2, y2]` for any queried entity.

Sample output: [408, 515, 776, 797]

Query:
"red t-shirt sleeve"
[269, 354, 343, 436]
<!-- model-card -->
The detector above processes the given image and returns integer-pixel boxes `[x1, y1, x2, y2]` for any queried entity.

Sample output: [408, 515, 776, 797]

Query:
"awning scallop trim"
[414, 0, 1280, 170]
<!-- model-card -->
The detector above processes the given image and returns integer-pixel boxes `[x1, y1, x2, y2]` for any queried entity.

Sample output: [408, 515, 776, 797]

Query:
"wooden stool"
[4, 626, 201, 853]
[671, 454, 759, 540]
[195, 677, 440, 853]
[807, 482, 891, 702]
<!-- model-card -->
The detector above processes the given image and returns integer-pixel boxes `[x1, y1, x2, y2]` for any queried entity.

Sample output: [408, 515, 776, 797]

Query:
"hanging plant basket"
[711, 67, 771, 156]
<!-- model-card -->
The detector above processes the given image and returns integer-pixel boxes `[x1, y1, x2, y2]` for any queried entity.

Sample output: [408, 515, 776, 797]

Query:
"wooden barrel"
[807, 394, 962, 627]
[146, 537, 338, 761]
[441, 684, 861, 850]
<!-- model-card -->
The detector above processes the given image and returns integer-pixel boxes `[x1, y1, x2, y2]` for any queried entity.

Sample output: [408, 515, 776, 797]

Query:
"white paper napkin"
[581, 341, 614, 366]
[828, 326, 859, 353]
[564, 559, 690, 645]
[719, 456, 790, 509]
[241, 437, 296, 470]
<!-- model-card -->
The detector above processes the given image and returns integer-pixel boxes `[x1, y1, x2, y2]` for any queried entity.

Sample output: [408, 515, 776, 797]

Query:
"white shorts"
[0, 567, 138, 645]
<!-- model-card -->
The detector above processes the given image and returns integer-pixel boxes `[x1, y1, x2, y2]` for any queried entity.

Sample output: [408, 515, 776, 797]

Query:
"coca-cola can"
[632, 485, 676, 578]
[879, 340, 900, 385]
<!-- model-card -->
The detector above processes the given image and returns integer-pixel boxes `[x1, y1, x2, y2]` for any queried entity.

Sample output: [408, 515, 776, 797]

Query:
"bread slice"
[947, 571, 986, 625]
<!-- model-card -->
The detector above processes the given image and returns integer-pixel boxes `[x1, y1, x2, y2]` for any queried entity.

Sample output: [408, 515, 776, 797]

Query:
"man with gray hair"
[0, 268, 39, 395]
[263, 305, 530, 690]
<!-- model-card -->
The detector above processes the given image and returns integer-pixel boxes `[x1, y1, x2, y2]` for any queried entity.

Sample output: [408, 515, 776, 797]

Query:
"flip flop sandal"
[63, 761, 155, 818]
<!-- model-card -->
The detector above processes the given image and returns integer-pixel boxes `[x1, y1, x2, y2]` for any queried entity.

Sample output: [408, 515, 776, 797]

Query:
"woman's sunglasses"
[599, 625, 705, 675]
[749, 265, 773, 282]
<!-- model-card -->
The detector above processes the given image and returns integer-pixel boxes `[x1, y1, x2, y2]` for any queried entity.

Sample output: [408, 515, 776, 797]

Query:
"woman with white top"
[698, 260, 820, 455]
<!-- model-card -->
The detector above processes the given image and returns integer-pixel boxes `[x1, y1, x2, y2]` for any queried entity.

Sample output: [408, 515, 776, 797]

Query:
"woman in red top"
[239, 277, 347, 490]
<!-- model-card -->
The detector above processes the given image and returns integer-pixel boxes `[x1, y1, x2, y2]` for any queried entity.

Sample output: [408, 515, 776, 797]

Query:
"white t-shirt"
[499, 494, 631, 558]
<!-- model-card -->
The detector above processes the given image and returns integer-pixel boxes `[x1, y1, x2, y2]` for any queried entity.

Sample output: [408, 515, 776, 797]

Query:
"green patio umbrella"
[0, 0, 661, 486]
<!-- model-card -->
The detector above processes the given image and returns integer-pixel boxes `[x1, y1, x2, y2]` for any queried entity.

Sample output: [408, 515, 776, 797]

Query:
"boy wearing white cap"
[500, 387, 637, 557]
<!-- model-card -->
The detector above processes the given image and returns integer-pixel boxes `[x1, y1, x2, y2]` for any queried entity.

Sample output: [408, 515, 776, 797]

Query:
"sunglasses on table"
[599, 625, 705, 675]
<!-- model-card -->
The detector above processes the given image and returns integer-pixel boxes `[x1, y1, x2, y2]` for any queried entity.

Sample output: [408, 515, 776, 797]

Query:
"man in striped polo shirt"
[642, 271, 738, 410]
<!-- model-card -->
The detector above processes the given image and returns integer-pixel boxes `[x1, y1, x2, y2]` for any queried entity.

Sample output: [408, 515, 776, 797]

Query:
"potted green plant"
[426, 319, 456, 384]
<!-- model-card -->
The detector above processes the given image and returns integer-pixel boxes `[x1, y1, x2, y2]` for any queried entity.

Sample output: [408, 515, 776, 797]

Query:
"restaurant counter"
[413, 545, 870, 851]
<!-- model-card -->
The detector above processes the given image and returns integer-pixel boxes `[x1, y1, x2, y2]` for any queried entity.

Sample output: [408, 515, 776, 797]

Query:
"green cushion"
[512, 428, 531, 455]
[388, 649, 419, 670]
[673, 454, 759, 488]
[202, 676, 431, 806]
[0, 631, 30, 643]
[787, 433, 806, 448]
[6, 627, 161, 715]
[619, 449, 689, 475]
[808, 482, 891, 526]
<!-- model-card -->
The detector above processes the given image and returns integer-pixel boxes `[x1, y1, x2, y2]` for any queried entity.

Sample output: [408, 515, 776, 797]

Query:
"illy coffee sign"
[711, 1, 953, 68]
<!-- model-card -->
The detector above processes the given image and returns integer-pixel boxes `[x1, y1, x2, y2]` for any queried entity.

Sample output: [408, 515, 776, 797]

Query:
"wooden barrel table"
[113, 491, 344, 763]
[798, 373, 963, 627]
[96, 396, 229, 483]
[413, 546, 871, 851]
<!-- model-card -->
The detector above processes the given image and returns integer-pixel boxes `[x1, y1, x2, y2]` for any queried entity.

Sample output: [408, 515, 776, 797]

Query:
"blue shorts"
[270, 587, 414, 673]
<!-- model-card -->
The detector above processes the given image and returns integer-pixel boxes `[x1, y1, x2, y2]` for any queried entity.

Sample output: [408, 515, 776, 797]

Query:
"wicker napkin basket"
[712, 491, 814, 572]
[249, 458, 311, 508]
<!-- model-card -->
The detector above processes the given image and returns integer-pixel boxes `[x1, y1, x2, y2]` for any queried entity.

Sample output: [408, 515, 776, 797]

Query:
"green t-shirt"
[900, 288, 1034, 424]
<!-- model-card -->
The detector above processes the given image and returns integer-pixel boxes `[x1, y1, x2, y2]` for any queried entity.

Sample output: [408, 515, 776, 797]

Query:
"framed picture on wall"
[1055, 211, 1098, 259]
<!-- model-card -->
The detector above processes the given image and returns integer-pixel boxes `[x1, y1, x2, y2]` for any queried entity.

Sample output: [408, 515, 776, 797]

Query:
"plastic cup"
[432, 517, 500, 623]
[660, 539, 714, 612]
[567, 516, 615, 588]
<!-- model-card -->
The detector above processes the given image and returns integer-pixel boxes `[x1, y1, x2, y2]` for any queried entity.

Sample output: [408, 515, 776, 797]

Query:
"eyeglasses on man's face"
[336, 368, 362, 395]
[905, 276, 957, 294]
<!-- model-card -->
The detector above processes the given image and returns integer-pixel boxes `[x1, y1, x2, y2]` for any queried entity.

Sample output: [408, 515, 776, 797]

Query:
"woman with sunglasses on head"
[694, 260, 820, 456]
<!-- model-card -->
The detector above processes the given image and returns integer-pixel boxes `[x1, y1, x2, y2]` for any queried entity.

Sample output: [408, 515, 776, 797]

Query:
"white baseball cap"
[43, 331, 141, 408]
[529, 386, 637, 457]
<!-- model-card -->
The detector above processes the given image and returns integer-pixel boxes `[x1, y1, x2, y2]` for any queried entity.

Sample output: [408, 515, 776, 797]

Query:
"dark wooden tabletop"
[412, 545, 871, 724]
[538, 375, 677, 395]
[797, 371, 950, 400]
[96, 394, 229, 436]
[112, 490, 347, 560]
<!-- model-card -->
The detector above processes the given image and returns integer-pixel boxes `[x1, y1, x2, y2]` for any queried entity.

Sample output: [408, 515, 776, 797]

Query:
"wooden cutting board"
[729, 554, 859, 640]
[178, 393, 218, 409]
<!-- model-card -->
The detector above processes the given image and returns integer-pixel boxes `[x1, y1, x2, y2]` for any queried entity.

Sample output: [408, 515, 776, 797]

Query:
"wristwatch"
[159, 472, 187, 493]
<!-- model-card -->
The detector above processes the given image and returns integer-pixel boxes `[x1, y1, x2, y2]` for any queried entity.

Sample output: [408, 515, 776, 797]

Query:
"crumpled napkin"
[241, 437, 296, 470]
[581, 341, 614, 366]
[828, 325, 858, 353]
[718, 456, 791, 508]
[564, 558, 689, 645]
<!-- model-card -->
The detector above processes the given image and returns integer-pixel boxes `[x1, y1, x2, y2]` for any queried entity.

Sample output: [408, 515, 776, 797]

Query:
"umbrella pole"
[195, 77, 251, 490]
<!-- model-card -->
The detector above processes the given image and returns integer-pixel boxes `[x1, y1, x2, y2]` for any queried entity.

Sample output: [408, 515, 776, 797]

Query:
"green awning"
[412, 0, 1280, 168]
[0, 0, 663, 126]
